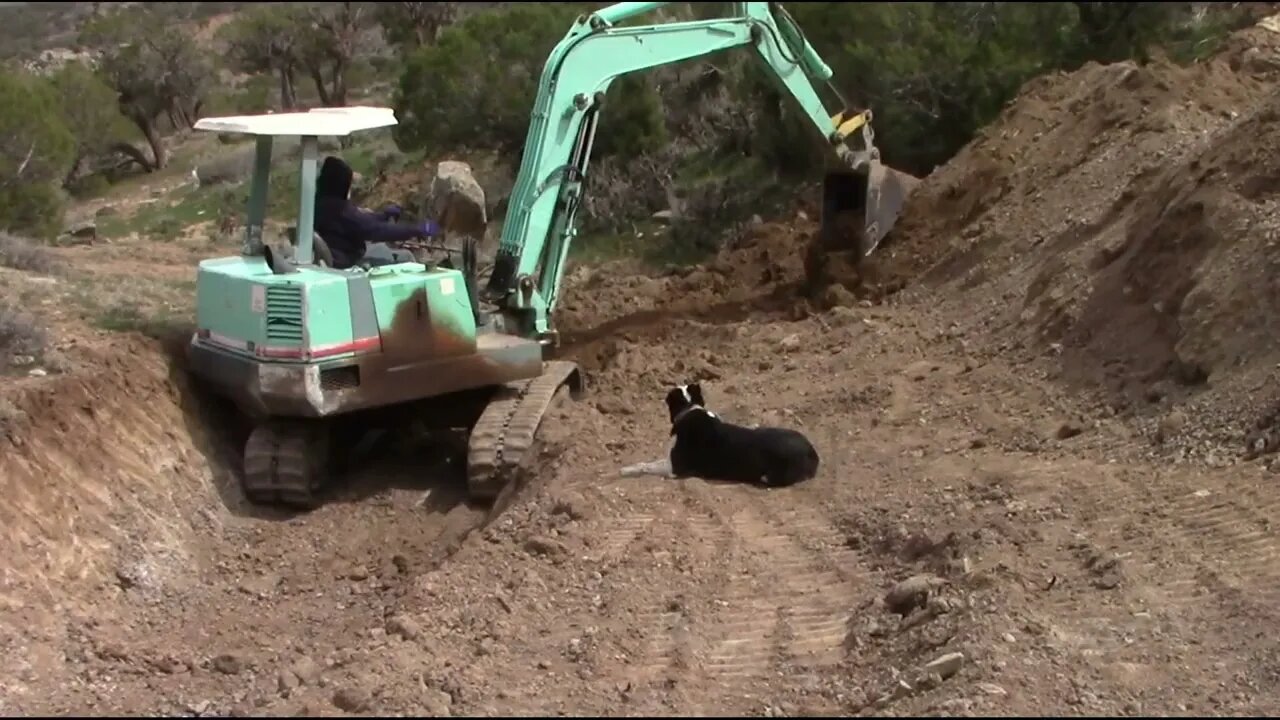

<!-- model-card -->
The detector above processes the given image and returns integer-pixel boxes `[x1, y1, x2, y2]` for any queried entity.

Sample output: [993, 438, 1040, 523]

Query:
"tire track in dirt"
[1076, 467, 1280, 614]
[1128, 476, 1280, 617]
[650, 479, 868, 713]
[586, 513, 655, 567]
[1045, 458, 1280, 690]
[617, 482, 735, 689]
[630, 507, 729, 684]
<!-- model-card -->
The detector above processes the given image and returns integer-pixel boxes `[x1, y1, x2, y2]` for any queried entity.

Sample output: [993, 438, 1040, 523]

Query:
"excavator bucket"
[819, 160, 920, 261]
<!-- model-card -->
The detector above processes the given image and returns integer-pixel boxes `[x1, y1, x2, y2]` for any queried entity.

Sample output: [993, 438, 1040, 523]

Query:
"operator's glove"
[419, 219, 442, 238]
[381, 204, 403, 221]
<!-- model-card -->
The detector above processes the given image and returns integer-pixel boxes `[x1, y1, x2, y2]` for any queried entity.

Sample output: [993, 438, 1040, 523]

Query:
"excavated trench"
[0, 331, 529, 715]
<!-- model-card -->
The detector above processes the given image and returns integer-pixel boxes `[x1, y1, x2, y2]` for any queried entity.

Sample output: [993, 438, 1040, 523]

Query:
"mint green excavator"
[186, 1, 916, 510]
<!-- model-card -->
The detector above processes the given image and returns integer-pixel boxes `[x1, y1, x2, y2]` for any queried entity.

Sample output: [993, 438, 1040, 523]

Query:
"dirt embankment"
[875, 21, 1280, 459]
[0, 334, 491, 716]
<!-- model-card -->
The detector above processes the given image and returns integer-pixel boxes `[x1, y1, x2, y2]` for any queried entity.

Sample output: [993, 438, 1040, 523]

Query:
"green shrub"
[0, 69, 75, 238]
[394, 2, 665, 160]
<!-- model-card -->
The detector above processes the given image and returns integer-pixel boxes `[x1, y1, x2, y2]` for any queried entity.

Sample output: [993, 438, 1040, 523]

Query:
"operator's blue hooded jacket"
[314, 156, 421, 268]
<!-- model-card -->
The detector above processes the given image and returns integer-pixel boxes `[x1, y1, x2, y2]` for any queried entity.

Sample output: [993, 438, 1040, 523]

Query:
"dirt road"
[4, 282, 1280, 716]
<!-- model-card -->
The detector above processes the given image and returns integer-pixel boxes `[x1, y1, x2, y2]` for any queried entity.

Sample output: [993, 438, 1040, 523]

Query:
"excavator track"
[242, 420, 331, 510]
[467, 360, 582, 501]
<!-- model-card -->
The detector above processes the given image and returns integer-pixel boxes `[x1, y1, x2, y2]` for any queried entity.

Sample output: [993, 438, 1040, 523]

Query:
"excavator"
[185, 1, 916, 510]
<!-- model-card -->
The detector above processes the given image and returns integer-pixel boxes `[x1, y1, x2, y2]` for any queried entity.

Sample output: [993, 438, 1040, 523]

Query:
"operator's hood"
[316, 156, 353, 199]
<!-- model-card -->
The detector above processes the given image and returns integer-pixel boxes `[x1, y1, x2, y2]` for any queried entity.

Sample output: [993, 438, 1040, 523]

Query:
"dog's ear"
[688, 382, 705, 406]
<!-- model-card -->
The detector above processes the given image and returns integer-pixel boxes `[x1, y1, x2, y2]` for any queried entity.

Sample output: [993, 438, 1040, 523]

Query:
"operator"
[314, 155, 441, 269]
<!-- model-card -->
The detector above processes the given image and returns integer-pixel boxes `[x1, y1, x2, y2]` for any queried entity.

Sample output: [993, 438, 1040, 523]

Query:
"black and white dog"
[620, 382, 820, 487]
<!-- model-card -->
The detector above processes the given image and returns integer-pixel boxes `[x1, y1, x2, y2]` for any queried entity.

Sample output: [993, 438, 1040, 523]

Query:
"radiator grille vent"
[265, 285, 303, 344]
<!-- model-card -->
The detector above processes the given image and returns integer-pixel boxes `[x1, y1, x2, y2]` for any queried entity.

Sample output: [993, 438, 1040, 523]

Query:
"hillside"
[887, 19, 1280, 455]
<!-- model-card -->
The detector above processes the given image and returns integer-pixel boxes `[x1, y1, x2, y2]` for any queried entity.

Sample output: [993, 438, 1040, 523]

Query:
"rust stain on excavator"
[339, 288, 542, 411]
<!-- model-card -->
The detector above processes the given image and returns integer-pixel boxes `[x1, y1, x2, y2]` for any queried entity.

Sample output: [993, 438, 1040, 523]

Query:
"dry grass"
[0, 233, 59, 275]
[0, 299, 48, 364]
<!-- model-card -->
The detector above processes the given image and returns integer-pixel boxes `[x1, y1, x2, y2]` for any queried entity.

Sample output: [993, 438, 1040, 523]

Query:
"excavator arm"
[485, 1, 914, 340]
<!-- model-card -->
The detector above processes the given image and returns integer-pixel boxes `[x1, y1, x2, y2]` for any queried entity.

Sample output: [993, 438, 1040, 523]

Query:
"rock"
[372, 150, 398, 174]
[422, 688, 452, 716]
[212, 653, 245, 675]
[149, 655, 187, 675]
[778, 334, 802, 352]
[58, 221, 96, 246]
[94, 205, 118, 218]
[595, 397, 632, 415]
[1157, 411, 1186, 443]
[348, 566, 370, 581]
[938, 698, 973, 713]
[524, 535, 567, 558]
[9, 354, 34, 367]
[386, 614, 421, 641]
[430, 161, 487, 239]
[1055, 423, 1083, 440]
[822, 284, 858, 309]
[922, 652, 964, 680]
[67, 221, 96, 240]
[196, 147, 257, 187]
[392, 555, 410, 574]
[347, 168, 368, 195]
[828, 305, 860, 324]
[113, 559, 154, 591]
[289, 655, 321, 685]
[977, 682, 1007, 696]
[884, 574, 948, 616]
[550, 492, 588, 521]
[278, 670, 301, 694]
[652, 209, 677, 224]
[904, 360, 935, 381]
[332, 687, 371, 713]
[27, 368, 47, 377]
[238, 573, 281, 599]
[1242, 45, 1280, 74]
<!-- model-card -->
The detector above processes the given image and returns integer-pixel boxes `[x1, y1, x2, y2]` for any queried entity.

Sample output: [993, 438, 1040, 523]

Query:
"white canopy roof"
[193, 106, 398, 137]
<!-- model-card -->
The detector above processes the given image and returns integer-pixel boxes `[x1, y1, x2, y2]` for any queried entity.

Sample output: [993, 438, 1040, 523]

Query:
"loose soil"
[7, 15, 1280, 718]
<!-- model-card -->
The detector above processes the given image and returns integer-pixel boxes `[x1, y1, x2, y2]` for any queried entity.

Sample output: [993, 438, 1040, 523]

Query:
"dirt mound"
[890, 33, 1280, 280]
[556, 217, 826, 342]
[875, 19, 1280, 456]
[0, 336, 218, 586]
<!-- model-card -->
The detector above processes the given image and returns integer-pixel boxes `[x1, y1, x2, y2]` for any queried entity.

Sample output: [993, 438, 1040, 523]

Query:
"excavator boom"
[487, 1, 916, 339]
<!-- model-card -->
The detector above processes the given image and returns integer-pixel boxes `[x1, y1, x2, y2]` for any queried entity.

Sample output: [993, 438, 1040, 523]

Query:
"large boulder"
[194, 146, 256, 187]
[429, 161, 487, 240]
